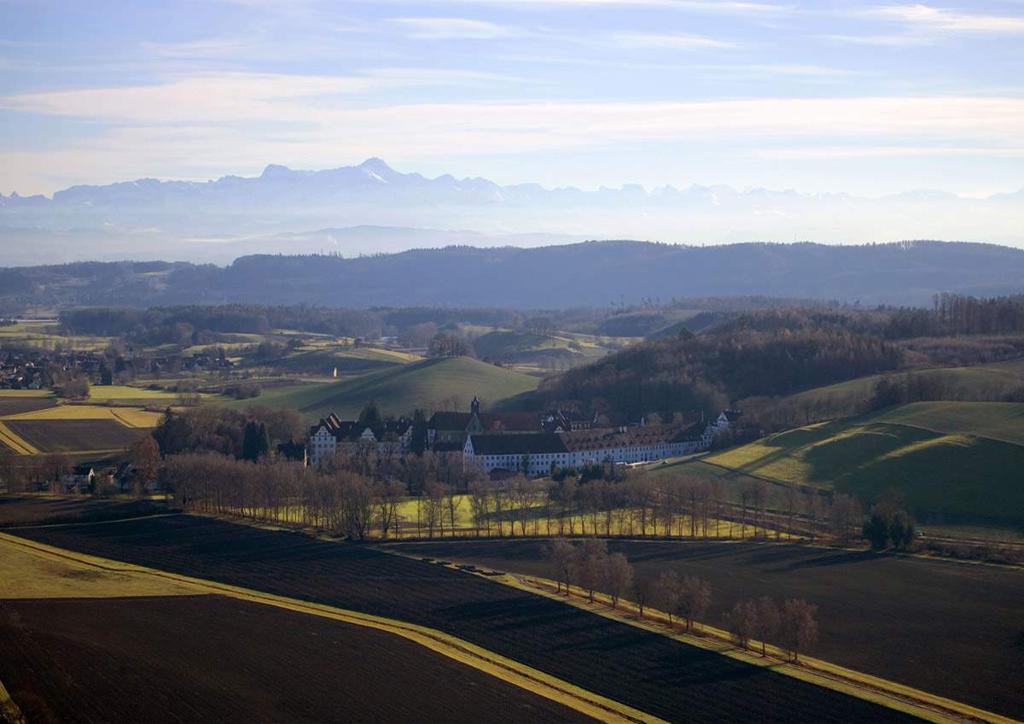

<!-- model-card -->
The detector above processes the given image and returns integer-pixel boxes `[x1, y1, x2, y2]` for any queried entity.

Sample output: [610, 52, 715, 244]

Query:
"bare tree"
[375, 478, 405, 539]
[468, 481, 492, 536]
[445, 489, 463, 536]
[545, 538, 576, 594]
[676, 575, 712, 632]
[752, 480, 769, 537]
[781, 598, 819, 662]
[423, 482, 447, 538]
[633, 574, 658, 619]
[575, 538, 608, 603]
[754, 596, 781, 657]
[783, 486, 799, 540]
[654, 570, 682, 625]
[129, 435, 161, 496]
[829, 494, 863, 545]
[603, 552, 633, 609]
[725, 600, 758, 651]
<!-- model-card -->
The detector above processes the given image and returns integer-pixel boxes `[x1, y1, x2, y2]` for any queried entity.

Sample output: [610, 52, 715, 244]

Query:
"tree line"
[544, 538, 819, 662]
[146, 440, 875, 545]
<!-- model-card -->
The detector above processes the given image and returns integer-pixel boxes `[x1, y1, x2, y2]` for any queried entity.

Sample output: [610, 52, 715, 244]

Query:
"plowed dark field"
[0, 595, 591, 724]
[4, 419, 146, 452]
[10, 514, 914, 723]
[0, 496, 169, 527]
[395, 539, 1024, 719]
[0, 397, 54, 416]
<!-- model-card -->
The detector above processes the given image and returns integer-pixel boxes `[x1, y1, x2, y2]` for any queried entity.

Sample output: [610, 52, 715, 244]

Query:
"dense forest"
[5, 240, 1024, 311]
[532, 326, 901, 418]
[530, 296, 1024, 422]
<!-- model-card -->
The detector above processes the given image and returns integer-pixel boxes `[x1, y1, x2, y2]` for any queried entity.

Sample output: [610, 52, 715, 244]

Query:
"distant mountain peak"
[260, 163, 294, 179]
[359, 157, 393, 172]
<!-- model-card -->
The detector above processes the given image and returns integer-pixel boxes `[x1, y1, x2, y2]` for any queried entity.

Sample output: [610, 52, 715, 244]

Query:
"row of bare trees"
[544, 538, 819, 661]
[725, 597, 819, 662]
[155, 448, 865, 543]
[162, 453, 405, 540]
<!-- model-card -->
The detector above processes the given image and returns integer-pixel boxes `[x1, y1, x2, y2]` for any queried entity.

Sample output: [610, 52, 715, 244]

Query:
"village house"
[307, 413, 413, 466]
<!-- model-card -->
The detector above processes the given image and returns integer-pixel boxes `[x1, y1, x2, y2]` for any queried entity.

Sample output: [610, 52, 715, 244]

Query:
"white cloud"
[865, 4, 1024, 34]
[387, 0, 787, 11]
[5, 77, 1024, 194]
[7, 78, 1024, 140]
[391, 16, 514, 38]
[757, 145, 1024, 160]
[612, 32, 734, 49]
[0, 71, 522, 124]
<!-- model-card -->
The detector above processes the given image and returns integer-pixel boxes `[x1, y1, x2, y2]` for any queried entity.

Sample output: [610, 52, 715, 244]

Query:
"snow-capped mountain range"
[1, 158, 1021, 265]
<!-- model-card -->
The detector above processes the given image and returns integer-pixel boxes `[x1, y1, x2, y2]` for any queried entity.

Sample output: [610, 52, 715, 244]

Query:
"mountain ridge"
[2, 239, 1023, 310]
[5, 158, 1021, 205]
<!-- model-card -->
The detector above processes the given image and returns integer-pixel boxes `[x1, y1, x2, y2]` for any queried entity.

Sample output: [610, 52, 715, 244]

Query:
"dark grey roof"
[429, 411, 473, 430]
[470, 433, 567, 455]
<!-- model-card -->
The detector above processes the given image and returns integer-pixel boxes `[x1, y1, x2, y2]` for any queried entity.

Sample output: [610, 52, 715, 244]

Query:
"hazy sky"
[1, 0, 1022, 197]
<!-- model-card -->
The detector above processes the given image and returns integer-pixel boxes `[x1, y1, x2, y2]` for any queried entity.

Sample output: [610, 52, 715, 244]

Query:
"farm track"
[6, 514, 914, 723]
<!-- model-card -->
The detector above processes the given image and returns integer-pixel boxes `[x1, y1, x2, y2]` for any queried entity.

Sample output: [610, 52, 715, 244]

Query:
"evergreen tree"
[410, 409, 428, 455]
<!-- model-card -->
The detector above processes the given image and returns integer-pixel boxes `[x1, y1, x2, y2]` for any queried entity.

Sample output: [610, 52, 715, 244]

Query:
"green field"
[783, 358, 1024, 412]
[261, 344, 420, 375]
[232, 357, 540, 419]
[0, 320, 115, 351]
[873, 401, 1024, 446]
[85, 385, 185, 403]
[469, 329, 619, 374]
[706, 402, 1024, 526]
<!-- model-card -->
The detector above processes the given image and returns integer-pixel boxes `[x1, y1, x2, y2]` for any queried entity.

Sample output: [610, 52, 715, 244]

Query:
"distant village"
[307, 397, 741, 477]
[0, 347, 232, 391]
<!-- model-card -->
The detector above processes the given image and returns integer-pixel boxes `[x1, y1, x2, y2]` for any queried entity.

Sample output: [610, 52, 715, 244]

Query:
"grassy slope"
[785, 358, 1024, 409]
[873, 401, 1024, 446]
[234, 357, 540, 419]
[706, 402, 1024, 525]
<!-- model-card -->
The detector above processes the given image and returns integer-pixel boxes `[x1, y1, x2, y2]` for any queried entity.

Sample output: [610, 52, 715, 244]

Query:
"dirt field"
[9, 514, 911, 723]
[0, 396, 55, 417]
[396, 539, 1024, 719]
[3, 418, 147, 452]
[0, 595, 592, 724]
[0, 496, 169, 527]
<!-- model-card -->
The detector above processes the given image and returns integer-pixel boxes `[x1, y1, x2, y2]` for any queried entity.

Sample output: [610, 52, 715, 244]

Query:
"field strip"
[0, 423, 36, 455]
[0, 513, 180, 530]
[109, 409, 149, 428]
[0, 534, 659, 724]
[0, 677, 26, 724]
[389, 550, 1014, 724]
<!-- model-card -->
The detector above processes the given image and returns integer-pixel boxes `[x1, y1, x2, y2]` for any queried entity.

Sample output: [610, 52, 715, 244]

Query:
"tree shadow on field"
[765, 549, 886, 573]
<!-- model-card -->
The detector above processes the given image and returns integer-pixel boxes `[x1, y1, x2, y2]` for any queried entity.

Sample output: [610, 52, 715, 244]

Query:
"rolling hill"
[705, 402, 1024, 526]
[783, 359, 1024, 408]
[233, 357, 539, 420]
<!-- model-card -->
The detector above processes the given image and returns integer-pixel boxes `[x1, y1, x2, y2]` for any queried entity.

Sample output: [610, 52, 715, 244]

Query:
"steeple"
[470, 396, 480, 416]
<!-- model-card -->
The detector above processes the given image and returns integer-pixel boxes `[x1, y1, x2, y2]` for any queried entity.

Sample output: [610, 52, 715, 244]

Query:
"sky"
[1, 0, 1022, 198]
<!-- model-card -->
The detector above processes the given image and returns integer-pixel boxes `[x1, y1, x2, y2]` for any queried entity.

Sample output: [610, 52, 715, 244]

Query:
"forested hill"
[3, 240, 1024, 310]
